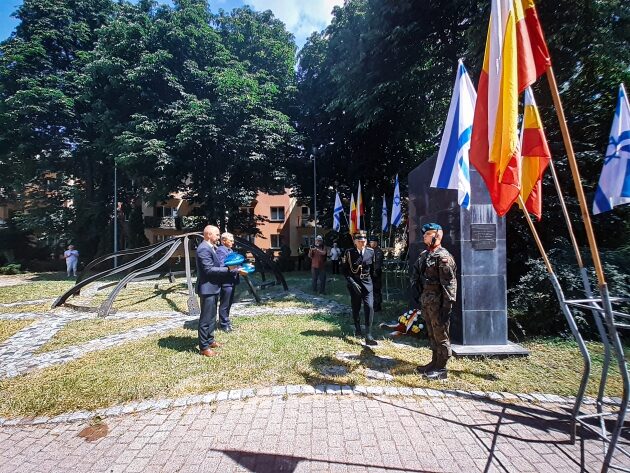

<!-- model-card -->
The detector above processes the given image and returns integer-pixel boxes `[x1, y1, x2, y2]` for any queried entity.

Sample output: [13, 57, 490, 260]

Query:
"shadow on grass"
[157, 335, 199, 353]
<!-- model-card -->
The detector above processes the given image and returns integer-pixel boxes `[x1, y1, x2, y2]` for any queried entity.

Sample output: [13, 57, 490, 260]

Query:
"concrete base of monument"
[451, 341, 530, 358]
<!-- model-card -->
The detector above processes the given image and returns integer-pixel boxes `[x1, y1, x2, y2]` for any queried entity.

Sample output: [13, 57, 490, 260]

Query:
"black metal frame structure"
[52, 233, 288, 318]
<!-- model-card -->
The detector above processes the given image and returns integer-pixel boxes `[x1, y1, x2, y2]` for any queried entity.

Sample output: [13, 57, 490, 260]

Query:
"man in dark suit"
[342, 231, 377, 346]
[215, 232, 239, 332]
[196, 225, 244, 357]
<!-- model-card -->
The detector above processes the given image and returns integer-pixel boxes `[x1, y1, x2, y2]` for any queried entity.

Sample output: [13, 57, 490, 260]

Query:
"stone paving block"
[286, 385, 302, 395]
[300, 385, 316, 395]
[326, 384, 341, 395]
[366, 386, 384, 395]
[271, 385, 286, 396]
[341, 385, 353, 395]
[215, 391, 229, 401]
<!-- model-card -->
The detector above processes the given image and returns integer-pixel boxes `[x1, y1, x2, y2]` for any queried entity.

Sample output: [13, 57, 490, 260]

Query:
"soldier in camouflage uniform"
[410, 223, 457, 380]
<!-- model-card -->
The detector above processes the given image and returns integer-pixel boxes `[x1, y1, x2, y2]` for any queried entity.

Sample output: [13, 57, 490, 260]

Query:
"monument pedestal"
[408, 155, 528, 357]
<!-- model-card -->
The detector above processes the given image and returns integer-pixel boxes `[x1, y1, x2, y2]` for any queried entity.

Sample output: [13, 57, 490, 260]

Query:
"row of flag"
[431, 0, 629, 218]
[332, 176, 402, 235]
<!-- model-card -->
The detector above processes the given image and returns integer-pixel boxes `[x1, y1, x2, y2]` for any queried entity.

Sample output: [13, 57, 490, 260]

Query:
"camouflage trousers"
[421, 290, 451, 368]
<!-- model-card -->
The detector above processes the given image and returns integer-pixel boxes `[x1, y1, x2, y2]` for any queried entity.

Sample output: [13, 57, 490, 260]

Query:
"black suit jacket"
[196, 241, 230, 296]
[342, 247, 374, 291]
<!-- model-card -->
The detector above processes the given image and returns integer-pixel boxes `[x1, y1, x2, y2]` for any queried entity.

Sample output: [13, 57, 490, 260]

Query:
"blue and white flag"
[391, 174, 402, 227]
[593, 84, 630, 215]
[430, 60, 477, 209]
[333, 191, 343, 232]
[381, 194, 388, 232]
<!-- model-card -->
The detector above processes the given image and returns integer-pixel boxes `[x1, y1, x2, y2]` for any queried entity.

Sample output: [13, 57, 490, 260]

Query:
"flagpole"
[517, 195, 592, 435]
[545, 68, 606, 286]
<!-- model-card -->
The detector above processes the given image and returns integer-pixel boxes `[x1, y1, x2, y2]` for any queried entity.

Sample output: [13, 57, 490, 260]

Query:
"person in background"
[329, 242, 342, 275]
[309, 235, 328, 294]
[368, 236, 384, 311]
[215, 232, 239, 333]
[63, 245, 79, 278]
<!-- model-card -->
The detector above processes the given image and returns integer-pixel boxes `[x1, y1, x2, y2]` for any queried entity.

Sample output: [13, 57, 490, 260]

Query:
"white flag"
[593, 84, 630, 214]
[391, 174, 402, 227]
[430, 59, 476, 209]
[333, 191, 343, 232]
[381, 194, 388, 232]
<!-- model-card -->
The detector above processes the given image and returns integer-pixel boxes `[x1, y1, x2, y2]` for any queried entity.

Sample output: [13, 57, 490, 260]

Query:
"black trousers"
[373, 271, 382, 310]
[198, 293, 218, 350]
[349, 280, 374, 335]
[219, 285, 235, 329]
[331, 260, 340, 274]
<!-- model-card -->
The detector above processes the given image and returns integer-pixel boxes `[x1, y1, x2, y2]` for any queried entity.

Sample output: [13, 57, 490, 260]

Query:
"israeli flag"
[430, 60, 477, 209]
[593, 84, 630, 215]
[381, 194, 388, 232]
[333, 191, 343, 232]
[391, 174, 402, 227]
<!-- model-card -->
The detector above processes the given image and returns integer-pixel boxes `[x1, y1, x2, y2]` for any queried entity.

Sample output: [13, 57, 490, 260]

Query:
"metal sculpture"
[52, 233, 288, 317]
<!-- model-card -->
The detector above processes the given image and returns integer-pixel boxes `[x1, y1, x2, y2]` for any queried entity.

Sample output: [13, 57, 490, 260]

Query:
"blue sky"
[0, 0, 342, 49]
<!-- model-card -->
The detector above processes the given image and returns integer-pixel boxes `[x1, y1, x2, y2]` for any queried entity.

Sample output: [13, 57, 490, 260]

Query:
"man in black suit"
[196, 225, 244, 357]
[342, 231, 377, 346]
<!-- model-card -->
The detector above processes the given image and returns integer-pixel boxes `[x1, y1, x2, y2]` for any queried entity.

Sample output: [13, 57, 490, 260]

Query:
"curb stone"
[0, 384, 601, 427]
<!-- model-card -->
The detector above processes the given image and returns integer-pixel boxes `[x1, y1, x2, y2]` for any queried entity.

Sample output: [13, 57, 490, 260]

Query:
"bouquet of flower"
[379, 309, 424, 337]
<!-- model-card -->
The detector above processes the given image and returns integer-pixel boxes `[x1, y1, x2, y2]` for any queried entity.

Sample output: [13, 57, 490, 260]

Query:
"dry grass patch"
[37, 317, 169, 353]
[0, 303, 50, 314]
[0, 319, 34, 343]
[0, 280, 74, 304]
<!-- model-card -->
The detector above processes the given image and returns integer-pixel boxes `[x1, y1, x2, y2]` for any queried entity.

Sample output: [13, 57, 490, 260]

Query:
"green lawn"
[0, 271, 626, 418]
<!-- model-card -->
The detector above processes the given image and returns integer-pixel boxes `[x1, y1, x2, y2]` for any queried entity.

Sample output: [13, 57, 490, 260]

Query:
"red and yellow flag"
[349, 194, 357, 235]
[520, 87, 551, 220]
[357, 181, 364, 230]
[470, 0, 551, 216]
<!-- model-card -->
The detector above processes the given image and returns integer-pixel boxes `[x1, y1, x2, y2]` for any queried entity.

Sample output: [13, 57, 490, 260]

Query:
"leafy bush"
[509, 240, 630, 339]
[0, 264, 22, 275]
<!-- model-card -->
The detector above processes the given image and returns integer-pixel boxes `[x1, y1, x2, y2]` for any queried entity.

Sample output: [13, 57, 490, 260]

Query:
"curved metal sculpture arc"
[97, 239, 182, 317]
[52, 239, 178, 309]
[77, 239, 172, 284]
[233, 236, 288, 291]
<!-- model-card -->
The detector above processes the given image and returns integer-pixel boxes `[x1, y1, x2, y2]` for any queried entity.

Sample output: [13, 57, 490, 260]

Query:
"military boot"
[365, 310, 377, 346]
[415, 350, 437, 374]
[352, 313, 363, 337]
[423, 347, 449, 380]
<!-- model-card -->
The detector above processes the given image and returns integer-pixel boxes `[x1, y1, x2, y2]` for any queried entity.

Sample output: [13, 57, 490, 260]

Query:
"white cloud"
[248, 0, 343, 46]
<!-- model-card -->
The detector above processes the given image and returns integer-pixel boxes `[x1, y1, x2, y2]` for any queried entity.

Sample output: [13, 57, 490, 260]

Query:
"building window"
[271, 234, 281, 249]
[157, 206, 177, 217]
[303, 236, 314, 247]
[301, 206, 310, 217]
[154, 234, 166, 243]
[270, 206, 285, 222]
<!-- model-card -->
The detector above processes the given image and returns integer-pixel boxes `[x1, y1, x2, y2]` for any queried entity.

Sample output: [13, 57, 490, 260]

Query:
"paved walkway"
[1, 392, 624, 473]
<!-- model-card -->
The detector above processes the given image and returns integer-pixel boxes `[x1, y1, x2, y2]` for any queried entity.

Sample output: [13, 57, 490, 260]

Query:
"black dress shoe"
[219, 326, 233, 333]
[365, 337, 378, 346]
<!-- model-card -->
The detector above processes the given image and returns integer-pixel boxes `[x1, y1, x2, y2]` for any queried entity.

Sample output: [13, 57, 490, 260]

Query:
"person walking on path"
[196, 225, 245, 357]
[63, 245, 79, 278]
[410, 223, 457, 380]
[368, 236, 384, 311]
[342, 231, 377, 346]
[329, 242, 342, 274]
[309, 235, 328, 294]
[215, 232, 239, 333]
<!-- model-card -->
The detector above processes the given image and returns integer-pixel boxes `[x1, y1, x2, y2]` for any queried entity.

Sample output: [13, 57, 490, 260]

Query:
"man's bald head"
[203, 225, 220, 245]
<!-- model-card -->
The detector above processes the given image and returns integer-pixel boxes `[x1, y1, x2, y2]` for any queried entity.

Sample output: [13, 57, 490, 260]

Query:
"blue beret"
[223, 253, 245, 266]
[421, 223, 442, 234]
